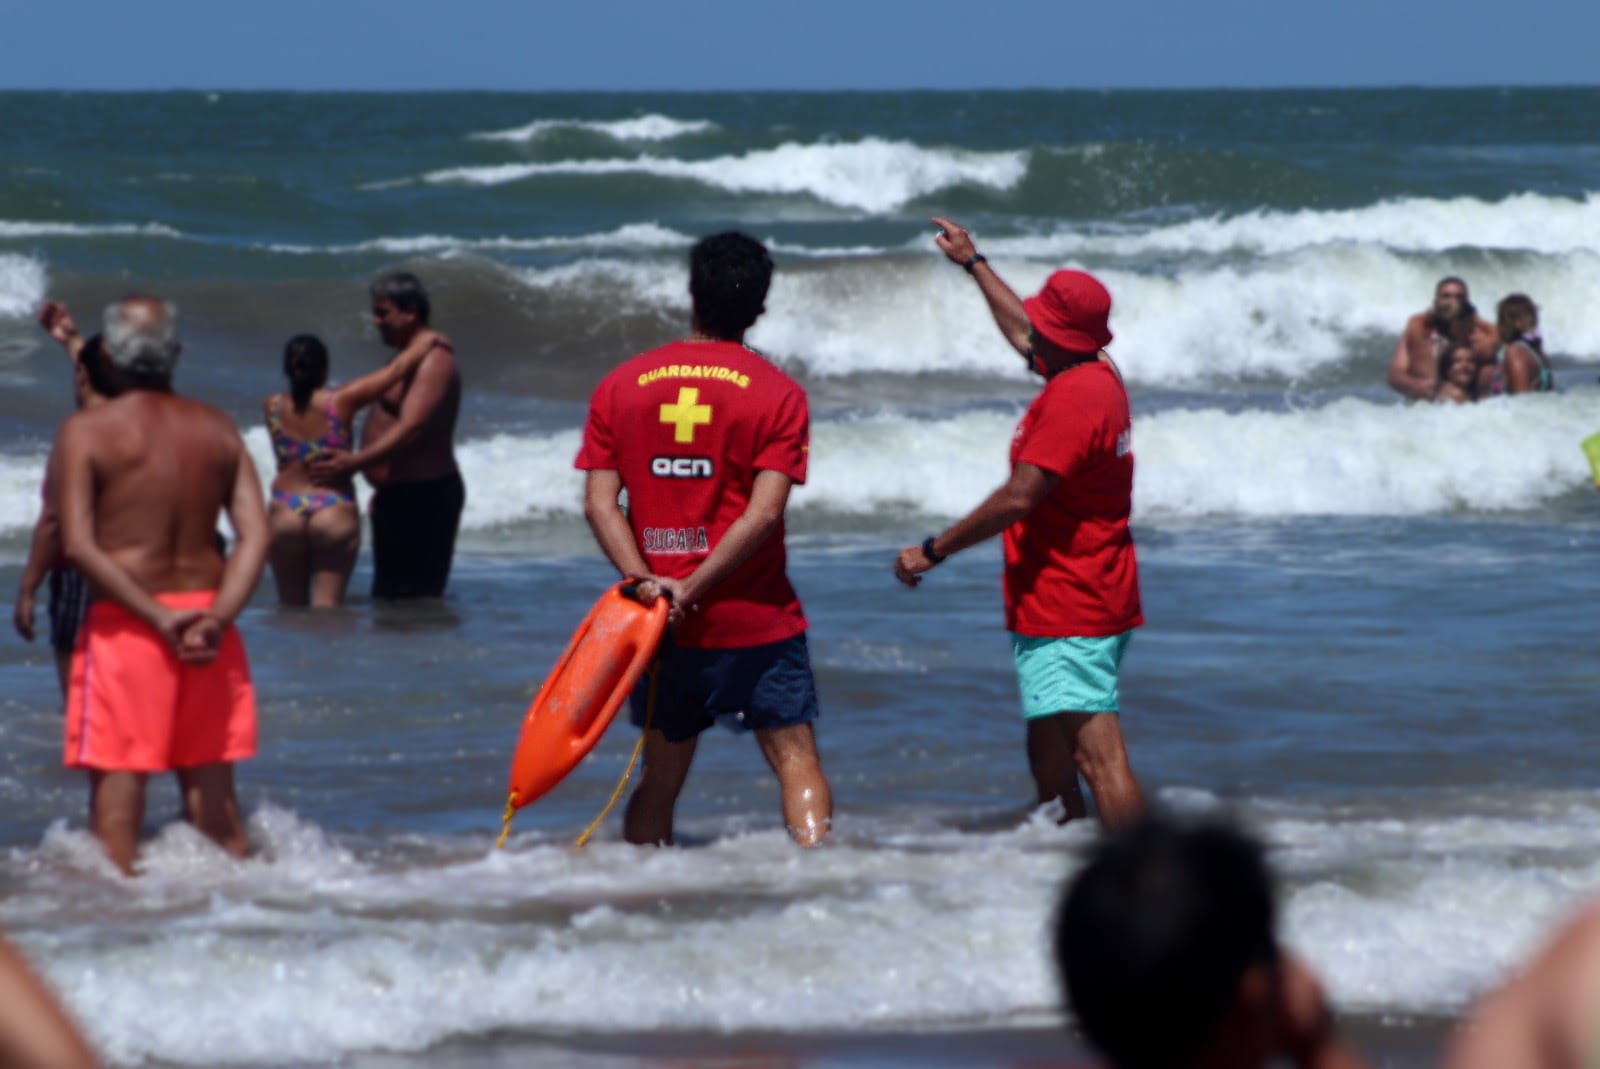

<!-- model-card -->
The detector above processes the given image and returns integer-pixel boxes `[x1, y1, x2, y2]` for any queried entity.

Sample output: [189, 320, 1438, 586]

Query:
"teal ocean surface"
[0, 89, 1598, 1067]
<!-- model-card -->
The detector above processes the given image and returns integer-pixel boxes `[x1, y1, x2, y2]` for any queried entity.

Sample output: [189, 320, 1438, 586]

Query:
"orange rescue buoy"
[504, 583, 669, 818]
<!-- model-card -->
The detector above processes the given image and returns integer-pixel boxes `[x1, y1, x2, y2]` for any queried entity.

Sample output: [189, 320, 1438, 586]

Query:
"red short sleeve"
[1016, 384, 1092, 480]
[754, 385, 809, 485]
[574, 377, 617, 471]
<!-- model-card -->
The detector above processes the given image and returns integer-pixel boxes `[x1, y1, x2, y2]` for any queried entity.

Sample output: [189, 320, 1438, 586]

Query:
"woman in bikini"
[1481, 294, 1554, 397]
[263, 329, 445, 607]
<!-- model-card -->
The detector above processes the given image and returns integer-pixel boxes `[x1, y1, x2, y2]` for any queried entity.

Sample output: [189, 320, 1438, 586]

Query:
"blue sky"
[4, 0, 1595, 91]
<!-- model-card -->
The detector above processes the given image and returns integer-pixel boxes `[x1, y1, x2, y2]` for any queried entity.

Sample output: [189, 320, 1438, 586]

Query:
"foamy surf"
[467, 114, 718, 144]
[417, 139, 1030, 213]
[0, 253, 47, 318]
[11, 788, 1600, 1064]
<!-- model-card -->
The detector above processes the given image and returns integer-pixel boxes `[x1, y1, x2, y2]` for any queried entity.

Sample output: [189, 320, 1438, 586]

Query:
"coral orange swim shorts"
[64, 591, 257, 772]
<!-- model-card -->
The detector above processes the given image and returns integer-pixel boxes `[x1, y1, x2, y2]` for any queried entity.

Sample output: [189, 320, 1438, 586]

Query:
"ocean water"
[1, 89, 1598, 1067]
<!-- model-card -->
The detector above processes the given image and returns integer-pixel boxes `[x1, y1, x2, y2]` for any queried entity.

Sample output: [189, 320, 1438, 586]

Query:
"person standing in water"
[263, 329, 445, 607]
[310, 272, 464, 600]
[55, 296, 268, 874]
[576, 232, 832, 847]
[894, 217, 1144, 829]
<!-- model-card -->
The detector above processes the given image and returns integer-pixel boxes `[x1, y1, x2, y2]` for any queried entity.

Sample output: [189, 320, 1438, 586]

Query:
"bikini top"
[267, 396, 349, 465]
[1487, 340, 1553, 396]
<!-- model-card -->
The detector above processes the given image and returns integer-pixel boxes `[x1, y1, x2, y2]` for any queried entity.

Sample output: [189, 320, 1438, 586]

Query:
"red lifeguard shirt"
[1004, 358, 1143, 637]
[575, 339, 809, 649]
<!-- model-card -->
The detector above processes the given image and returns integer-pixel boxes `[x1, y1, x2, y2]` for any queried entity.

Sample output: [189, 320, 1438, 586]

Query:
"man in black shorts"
[14, 305, 119, 695]
[311, 272, 464, 599]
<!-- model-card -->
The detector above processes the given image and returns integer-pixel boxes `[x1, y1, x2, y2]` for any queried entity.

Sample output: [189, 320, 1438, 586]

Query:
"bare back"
[360, 347, 461, 485]
[68, 391, 242, 596]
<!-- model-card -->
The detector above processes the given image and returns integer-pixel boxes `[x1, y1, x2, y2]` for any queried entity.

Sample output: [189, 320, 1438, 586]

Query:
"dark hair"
[1056, 816, 1279, 1069]
[282, 334, 329, 412]
[75, 334, 121, 399]
[689, 232, 773, 341]
[370, 271, 431, 326]
[1496, 294, 1540, 350]
[1436, 276, 1468, 297]
[1438, 343, 1478, 400]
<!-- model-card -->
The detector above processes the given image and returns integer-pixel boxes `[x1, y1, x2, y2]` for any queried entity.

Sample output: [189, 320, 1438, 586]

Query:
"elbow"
[61, 533, 91, 572]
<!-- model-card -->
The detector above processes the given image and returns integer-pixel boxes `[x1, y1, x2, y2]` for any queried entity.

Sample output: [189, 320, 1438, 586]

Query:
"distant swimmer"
[894, 217, 1144, 829]
[1057, 815, 1366, 1069]
[14, 303, 122, 698]
[1435, 342, 1479, 405]
[1482, 293, 1553, 397]
[576, 232, 832, 847]
[263, 329, 446, 607]
[310, 272, 464, 600]
[55, 296, 269, 875]
[1387, 277, 1497, 401]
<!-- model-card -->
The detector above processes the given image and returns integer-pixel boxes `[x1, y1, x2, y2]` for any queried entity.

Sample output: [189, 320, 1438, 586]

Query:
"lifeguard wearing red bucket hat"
[1022, 269, 1114, 353]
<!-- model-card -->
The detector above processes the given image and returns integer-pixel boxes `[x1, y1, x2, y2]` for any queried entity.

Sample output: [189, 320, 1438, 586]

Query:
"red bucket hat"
[1022, 269, 1113, 353]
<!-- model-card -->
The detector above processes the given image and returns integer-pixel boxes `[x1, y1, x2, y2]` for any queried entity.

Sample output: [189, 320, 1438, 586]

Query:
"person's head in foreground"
[688, 231, 772, 341]
[1055, 814, 1361, 1069]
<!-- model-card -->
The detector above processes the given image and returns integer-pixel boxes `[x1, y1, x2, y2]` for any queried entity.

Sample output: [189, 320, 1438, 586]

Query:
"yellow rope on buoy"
[494, 791, 519, 849]
[573, 661, 659, 850]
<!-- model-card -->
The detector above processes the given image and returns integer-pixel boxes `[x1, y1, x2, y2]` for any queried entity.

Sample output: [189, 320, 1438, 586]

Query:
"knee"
[1072, 719, 1131, 777]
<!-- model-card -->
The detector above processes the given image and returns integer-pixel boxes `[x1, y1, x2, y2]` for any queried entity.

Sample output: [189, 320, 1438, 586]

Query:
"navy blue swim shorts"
[629, 633, 820, 744]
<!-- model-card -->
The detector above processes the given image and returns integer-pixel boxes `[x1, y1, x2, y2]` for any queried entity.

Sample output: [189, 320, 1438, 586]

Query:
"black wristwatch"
[962, 253, 987, 275]
[921, 536, 946, 565]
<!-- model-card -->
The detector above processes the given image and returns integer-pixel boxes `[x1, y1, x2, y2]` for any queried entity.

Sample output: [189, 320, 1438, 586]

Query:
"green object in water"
[1584, 432, 1600, 486]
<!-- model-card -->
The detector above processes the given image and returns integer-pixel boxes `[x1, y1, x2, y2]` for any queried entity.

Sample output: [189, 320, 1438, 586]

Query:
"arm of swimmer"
[1385, 331, 1434, 400]
[1504, 342, 1534, 396]
[0, 934, 100, 1069]
[338, 346, 454, 472]
[583, 469, 652, 579]
[38, 302, 85, 365]
[1441, 904, 1600, 1069]
[933, 461, 1056, 560]
[13, 453, 63, 641]
[674, 469, 794, 607]
[332, 330, 449, 412]
[931, 216, 1032, 358]
[56, 418, 173, 630]
[209, 445, 268, 626]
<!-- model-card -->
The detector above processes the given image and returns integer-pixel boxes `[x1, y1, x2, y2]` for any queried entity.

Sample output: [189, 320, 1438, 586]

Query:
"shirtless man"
[55, 297, 268, 875]
[311, 272, 464, 599]
[1386, 277, 1498, 400]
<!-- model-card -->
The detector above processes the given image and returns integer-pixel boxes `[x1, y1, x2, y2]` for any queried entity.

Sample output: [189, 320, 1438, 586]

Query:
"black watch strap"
[921, 536, 946, 565]
[962, 253, 987, 275]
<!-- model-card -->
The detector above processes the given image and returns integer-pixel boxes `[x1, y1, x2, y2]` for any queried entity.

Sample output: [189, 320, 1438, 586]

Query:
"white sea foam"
[0, 219, 183, 240]
[991, 190, 1600, 258]
[0, 253, 47, 319]
[11, 791, 1600, 1063]
[513, 242, 1600, 384]
[264, 222, 693, 256]
[4, 389, 1590, 544]
[235, 389, 1600, 535]
[468, 113, 718, 143]
[418, 139, 1030, 213]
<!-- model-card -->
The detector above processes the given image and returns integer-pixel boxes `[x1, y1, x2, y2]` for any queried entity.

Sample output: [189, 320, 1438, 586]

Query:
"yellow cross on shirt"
[659, 386, 713, 443]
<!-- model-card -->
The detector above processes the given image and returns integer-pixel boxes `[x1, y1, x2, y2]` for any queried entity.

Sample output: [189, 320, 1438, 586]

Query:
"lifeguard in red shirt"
[576, 232, 832, 847]
[894, 217, 1145, 829]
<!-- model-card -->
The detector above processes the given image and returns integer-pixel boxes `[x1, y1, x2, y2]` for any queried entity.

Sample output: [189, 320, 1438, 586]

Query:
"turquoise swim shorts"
[1011, 631, 1133, 719]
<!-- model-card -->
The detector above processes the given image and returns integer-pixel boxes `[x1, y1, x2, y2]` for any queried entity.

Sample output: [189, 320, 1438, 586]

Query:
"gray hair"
[102, 297, 182, 376]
